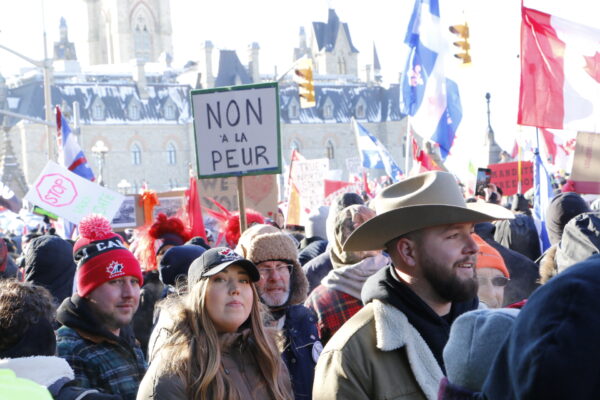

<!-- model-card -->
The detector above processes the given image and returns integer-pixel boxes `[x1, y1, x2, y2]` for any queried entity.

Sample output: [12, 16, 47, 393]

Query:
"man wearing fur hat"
[245, 231, 323, 400]
[313, 171, 513, 400]
[56, 215, 147, 400]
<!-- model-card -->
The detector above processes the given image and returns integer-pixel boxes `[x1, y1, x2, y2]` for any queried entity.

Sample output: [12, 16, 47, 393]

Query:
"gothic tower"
[83, 0, 173, 65]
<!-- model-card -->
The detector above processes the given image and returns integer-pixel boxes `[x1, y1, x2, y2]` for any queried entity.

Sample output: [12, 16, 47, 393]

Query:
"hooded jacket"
[56, 295, 147, 400]
[245, 232, 320, 400]
[545, 192, 590, 245]
[24, 235, 76, 303]
[0, 356, 120, 400]
[314, 266, 478, 400]
[482, 254, 600, 399]
[539, 212, 600, 284]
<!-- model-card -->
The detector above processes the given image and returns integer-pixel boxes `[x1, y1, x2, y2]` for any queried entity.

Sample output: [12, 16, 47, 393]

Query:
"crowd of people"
[0, 170, 599, 399]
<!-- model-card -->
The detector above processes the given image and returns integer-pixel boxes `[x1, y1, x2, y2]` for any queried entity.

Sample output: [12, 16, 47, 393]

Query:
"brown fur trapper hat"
[246, 232, 309, 305]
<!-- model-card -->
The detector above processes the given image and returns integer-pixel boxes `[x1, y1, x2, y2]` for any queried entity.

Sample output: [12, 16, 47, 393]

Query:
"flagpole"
[405, 118, 411, 175]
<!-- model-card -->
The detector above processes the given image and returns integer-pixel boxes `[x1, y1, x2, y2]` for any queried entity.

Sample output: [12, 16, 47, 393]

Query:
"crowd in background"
[1, 170, 600, 399]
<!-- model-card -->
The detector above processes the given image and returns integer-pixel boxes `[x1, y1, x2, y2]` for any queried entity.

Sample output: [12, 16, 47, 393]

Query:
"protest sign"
[488, 161, 534, 196]
[571, 131, 600, 194]
[191, 82, 281, 179]
[198, 175, 278, 219]
[25, 161, 124, 224]
[290, 158, 329, 225]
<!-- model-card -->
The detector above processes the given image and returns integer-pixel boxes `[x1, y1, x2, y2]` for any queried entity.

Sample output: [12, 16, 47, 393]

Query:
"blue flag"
[533, 148, 553, 252]
[352, 118, 403, 182]
[400, 0, 462, 161]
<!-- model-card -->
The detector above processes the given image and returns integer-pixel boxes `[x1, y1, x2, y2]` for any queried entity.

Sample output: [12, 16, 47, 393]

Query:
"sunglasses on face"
[478, 276, 510, 287]
[258, 264, 293, 278]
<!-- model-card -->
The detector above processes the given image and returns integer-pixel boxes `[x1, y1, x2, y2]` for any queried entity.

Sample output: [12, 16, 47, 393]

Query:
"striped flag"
[56, 106, 95, 238]
[56, 106, 95, 181]
[400, 0, 463, 160]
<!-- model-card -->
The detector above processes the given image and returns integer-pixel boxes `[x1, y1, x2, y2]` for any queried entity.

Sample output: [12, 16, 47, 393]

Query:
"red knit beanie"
[74, 214, 143, 297]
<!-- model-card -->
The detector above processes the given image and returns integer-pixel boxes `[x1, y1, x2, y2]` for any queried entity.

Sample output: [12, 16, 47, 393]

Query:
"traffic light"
[449, 23, 471, 64]
[294, 58, 316, 108]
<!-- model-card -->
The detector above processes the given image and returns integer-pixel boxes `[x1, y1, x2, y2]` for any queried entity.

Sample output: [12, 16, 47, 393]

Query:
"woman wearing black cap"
[137, 247, 292, 400]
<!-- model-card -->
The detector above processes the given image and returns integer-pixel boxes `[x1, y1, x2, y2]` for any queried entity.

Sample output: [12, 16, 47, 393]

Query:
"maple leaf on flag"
[583, 52, 600, 84]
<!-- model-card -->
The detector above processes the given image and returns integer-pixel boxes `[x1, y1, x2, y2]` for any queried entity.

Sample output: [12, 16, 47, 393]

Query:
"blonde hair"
[158, 278, 291, 399]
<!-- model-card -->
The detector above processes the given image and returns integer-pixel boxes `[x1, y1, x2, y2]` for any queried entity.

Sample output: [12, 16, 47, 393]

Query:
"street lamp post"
[0, 45, 54, 161]
[91, 140, 109, 187]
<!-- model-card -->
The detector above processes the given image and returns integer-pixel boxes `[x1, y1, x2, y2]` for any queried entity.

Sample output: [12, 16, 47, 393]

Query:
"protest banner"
[571, 131, 600, 194]
[290, 158, 329, 226]
[25, 161, 124, 224]
[198, 175, 278, 220]
[488, 161, 534, 196]
[191, 82, 281, 232]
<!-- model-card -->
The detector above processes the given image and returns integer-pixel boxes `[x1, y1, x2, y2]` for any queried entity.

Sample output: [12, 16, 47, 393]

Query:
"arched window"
[128, 101, 140, 120]
[338, 57, 346, 74]
[132, 6, 153, 62]
[163, 102, 176, 120]
[291, 140, 300, 154]
[91, 98, 105, 121]
[326, 140, 335, 160]
[131, 144, 142, 165]
[167, 143, 176, 165]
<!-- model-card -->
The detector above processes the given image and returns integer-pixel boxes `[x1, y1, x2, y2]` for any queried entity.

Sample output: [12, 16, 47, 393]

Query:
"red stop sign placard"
[35, 173, 78, 207]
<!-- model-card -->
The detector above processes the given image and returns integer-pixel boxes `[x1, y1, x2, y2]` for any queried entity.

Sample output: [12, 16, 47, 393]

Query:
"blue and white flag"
[57, 106, 95, 181]
[56, 106, 95, 238]
[400, 0, 462, 161]
[533, 143, 554, 252]
[352, 118, 403, 182]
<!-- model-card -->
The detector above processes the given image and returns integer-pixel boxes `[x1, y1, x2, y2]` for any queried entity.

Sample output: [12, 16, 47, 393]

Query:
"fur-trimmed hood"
[246, 232, 309, 305]
[539, 245, 558, 284]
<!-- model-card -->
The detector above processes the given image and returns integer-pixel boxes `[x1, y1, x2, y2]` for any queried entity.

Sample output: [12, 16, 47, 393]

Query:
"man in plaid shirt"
[56, 215, 147, 400]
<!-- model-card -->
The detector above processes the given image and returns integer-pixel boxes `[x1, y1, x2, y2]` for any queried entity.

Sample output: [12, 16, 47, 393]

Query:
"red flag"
[519, 6, 600, 131]
[184, 176, 207, 240]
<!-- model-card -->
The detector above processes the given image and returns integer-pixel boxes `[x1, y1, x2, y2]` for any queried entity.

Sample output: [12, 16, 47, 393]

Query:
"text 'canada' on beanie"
[74, 214, 143, 297]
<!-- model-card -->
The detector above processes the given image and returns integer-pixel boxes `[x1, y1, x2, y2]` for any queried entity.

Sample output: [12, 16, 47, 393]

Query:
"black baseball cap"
[188, 247, 260, 285]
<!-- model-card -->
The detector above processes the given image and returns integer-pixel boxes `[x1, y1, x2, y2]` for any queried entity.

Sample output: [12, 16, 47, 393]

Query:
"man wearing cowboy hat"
[313, 171, 513, 400]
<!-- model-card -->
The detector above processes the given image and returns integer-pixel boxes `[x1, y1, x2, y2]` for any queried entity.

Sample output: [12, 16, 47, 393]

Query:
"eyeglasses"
[478, 276, 510, 287]
[258, 264, 293, 278]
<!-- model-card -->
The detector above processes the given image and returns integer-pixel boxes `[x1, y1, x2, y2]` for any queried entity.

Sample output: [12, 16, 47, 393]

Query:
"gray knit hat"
[443, 308, 520, 392]
[246, 232, 309, 305]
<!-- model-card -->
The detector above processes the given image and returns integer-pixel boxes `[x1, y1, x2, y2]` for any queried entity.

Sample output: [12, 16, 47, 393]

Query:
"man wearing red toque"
[56, 215, 146, 400]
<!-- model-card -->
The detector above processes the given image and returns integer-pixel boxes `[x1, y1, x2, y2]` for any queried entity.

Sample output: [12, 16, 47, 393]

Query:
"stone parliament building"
[0, 0, 407, 200]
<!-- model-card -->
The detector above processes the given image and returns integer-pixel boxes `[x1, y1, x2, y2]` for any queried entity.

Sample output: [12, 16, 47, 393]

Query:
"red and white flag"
[519, 6, 600, 132]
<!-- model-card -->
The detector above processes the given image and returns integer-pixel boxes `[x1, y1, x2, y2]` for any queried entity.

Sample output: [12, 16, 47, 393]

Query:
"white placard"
[192, 83, 281, 178]
[291, 158, 329, 224]
[24, 161, 125, 225]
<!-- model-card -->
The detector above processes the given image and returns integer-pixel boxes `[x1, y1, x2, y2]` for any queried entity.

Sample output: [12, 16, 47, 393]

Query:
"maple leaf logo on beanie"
[75, 214, 143, 297]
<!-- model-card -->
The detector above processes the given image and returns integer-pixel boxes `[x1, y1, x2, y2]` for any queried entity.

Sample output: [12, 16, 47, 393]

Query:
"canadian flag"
[518, 6, 600, 132]
[539, 128, 576, 171]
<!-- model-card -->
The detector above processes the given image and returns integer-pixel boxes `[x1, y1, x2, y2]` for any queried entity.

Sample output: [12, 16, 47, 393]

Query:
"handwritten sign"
[198, 175, 278, 218]
[571, 132, 600, 193]
[25, 161, 124, 224]
[488, 161, 534, 196]
[291, 158, 329, 225]
[191, 82, 281, 178]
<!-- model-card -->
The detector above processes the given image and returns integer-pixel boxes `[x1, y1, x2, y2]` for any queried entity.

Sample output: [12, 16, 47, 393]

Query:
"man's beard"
[420, 250, 478, 303]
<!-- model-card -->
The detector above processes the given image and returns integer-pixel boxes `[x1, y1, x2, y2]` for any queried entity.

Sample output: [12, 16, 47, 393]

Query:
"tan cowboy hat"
[343, 171, 514, 251]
